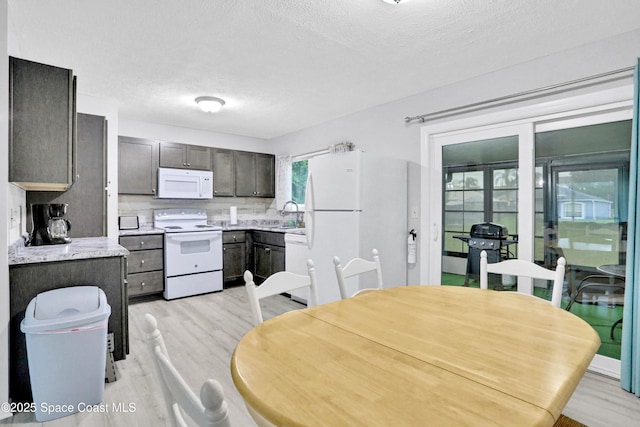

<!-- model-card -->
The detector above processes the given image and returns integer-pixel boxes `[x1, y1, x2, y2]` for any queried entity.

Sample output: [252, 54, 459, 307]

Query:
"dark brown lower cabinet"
[223, 231, 247, 285]
[119, 234, 164, 299]
[252, 231, 285, 284]
[9, 256, 127, 402]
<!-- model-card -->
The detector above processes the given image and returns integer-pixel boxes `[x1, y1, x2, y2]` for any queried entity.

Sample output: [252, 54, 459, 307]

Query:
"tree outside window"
[292, 160, 308, 204]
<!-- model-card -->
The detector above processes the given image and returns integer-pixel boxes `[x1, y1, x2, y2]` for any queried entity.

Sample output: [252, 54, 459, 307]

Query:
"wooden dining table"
[231, 285, 600, 427]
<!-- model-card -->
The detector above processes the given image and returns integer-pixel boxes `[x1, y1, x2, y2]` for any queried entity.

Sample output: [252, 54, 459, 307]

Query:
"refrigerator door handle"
[305, 210, 314, 249]
[305, 172, 315, 212]
[305, 172, 315, 249]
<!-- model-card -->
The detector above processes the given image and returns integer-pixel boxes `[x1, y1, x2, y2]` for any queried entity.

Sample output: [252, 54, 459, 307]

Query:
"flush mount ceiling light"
[195, 96, 225, 113]
[382, 0, 409, 4]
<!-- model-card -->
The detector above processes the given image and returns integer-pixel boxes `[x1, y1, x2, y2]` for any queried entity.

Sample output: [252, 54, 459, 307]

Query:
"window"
[443, 168, 485, 255]
[291, 160, 308, 205]
[443, 164, 519, 256]
[561, 202, 585, 219]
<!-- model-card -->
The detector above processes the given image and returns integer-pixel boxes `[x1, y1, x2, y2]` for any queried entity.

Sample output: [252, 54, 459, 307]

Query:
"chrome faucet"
[280, 200, 302, 226]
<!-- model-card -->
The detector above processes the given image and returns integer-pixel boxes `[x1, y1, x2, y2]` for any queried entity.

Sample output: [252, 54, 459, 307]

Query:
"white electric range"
[154, 208, 223, 300]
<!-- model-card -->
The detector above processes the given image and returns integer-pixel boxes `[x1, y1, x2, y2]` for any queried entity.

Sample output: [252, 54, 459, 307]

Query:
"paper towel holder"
[230, 206, 238, 225]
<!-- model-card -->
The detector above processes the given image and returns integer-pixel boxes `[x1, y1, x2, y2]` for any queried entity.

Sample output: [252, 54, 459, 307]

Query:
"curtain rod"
[291, 147, 330, 161]
[404, 66, 635, 124]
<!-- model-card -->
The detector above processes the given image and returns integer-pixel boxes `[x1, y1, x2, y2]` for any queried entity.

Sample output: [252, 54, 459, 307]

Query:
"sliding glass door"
[536, 118, 631, 362]
[426, 123, 535, 293]
[423, 104, 632, 375]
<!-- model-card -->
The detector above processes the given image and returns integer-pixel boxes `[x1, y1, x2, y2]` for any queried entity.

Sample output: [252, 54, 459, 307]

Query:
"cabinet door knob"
[183, 162, 187, 166]
[141, 282, 146, 287]
[140, 241, 145, 246]
[187, 163, 191, 167]
[140, 259, 145, 264]
[265, 248, 271, 253]
[223, 247, 226, 252]
[152, 188, 156, 193]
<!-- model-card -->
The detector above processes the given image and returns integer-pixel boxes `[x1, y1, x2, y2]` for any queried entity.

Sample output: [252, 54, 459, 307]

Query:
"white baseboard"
[588, 354, 621, 379]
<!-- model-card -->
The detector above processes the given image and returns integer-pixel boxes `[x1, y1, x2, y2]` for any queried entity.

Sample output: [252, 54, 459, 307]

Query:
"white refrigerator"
[299, 150, 407, 304]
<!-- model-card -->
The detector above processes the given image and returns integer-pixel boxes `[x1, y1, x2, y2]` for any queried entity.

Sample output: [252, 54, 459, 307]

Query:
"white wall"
[7, 184, 25, 244]
[1, 0, 10, 418]
[119, 119, 272, 153]
[270, 28, 640, 285]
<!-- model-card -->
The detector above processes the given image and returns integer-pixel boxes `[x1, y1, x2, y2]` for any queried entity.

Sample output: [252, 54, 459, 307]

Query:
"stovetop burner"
[153, 208, 222, 233]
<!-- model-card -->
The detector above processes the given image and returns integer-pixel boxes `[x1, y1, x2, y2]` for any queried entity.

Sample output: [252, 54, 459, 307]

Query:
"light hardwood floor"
[2, 286, 639, 426]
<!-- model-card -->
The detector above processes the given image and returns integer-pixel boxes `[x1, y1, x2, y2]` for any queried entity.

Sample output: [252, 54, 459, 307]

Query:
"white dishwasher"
[285, 232, 310, 304]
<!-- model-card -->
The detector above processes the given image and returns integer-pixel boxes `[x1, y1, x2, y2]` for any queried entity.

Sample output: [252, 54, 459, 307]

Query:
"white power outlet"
[10, 208, 18, 228]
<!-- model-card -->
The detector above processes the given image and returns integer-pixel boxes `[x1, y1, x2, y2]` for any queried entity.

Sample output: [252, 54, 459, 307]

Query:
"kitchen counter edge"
[118, 224, 306, 236]
[9, 237, 129, 266]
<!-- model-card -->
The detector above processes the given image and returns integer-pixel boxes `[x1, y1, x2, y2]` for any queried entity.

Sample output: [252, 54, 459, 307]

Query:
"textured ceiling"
[7, 0, 640, 140]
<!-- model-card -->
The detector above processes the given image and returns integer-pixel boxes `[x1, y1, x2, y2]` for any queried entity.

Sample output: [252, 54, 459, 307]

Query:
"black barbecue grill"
[454, 222, 518, 287]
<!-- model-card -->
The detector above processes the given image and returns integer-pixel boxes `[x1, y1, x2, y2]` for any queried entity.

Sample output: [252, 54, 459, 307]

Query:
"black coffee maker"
[29, 203, 72, 246]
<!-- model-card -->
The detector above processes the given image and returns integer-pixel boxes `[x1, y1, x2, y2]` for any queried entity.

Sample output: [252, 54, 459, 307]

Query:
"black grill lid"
[469, 222, 509, 239]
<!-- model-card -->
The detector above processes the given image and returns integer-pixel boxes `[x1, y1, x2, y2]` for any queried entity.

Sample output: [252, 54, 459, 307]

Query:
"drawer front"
[223, 231, 246, 244]
[252, 231, 284, 247]
[128, 271, 164, 296]
[127, 249, 164, 274]
[119, 234, 164, 251]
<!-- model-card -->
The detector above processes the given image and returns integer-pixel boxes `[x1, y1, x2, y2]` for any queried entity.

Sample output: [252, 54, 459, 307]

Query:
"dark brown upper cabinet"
[9, 57, 77, 191]
[212, 148, 235, 196]
[159, 141, 211, 170]
[118, 136, 159, 195]
[235, 151, 275, 198]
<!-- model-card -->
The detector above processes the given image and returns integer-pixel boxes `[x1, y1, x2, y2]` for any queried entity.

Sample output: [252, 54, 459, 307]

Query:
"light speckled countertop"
[118, 222, 306, 236]
[118, 224, 165, 236]
[221, 224, 306, 234]
[9, 237, 129, 266]
[10, 223, 305, 266]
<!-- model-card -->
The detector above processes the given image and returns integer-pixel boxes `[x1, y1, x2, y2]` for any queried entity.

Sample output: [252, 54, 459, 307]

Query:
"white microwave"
[157, 167, 213, 199]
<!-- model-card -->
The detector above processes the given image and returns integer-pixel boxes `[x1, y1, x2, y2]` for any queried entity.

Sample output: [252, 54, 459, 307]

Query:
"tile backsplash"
[118, 195, 283, 225]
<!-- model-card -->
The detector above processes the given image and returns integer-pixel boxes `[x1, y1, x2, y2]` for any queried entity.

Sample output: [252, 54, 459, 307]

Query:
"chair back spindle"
[333, 249, 383, 299]
[479, 250, 566, 308]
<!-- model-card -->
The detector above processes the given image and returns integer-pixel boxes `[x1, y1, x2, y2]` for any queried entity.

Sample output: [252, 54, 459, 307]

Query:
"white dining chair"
[141, 314, 231, 427]
[333, 249, 383, 299]
[479, 250, 566, 307]
[244, 259, 318, 326]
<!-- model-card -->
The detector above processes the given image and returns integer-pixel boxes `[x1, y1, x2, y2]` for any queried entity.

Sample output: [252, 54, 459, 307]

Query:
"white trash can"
[20, 286, 111, 422]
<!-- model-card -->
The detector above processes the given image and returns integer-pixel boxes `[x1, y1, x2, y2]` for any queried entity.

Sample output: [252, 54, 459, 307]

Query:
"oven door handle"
[166, 232, 220, 241]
